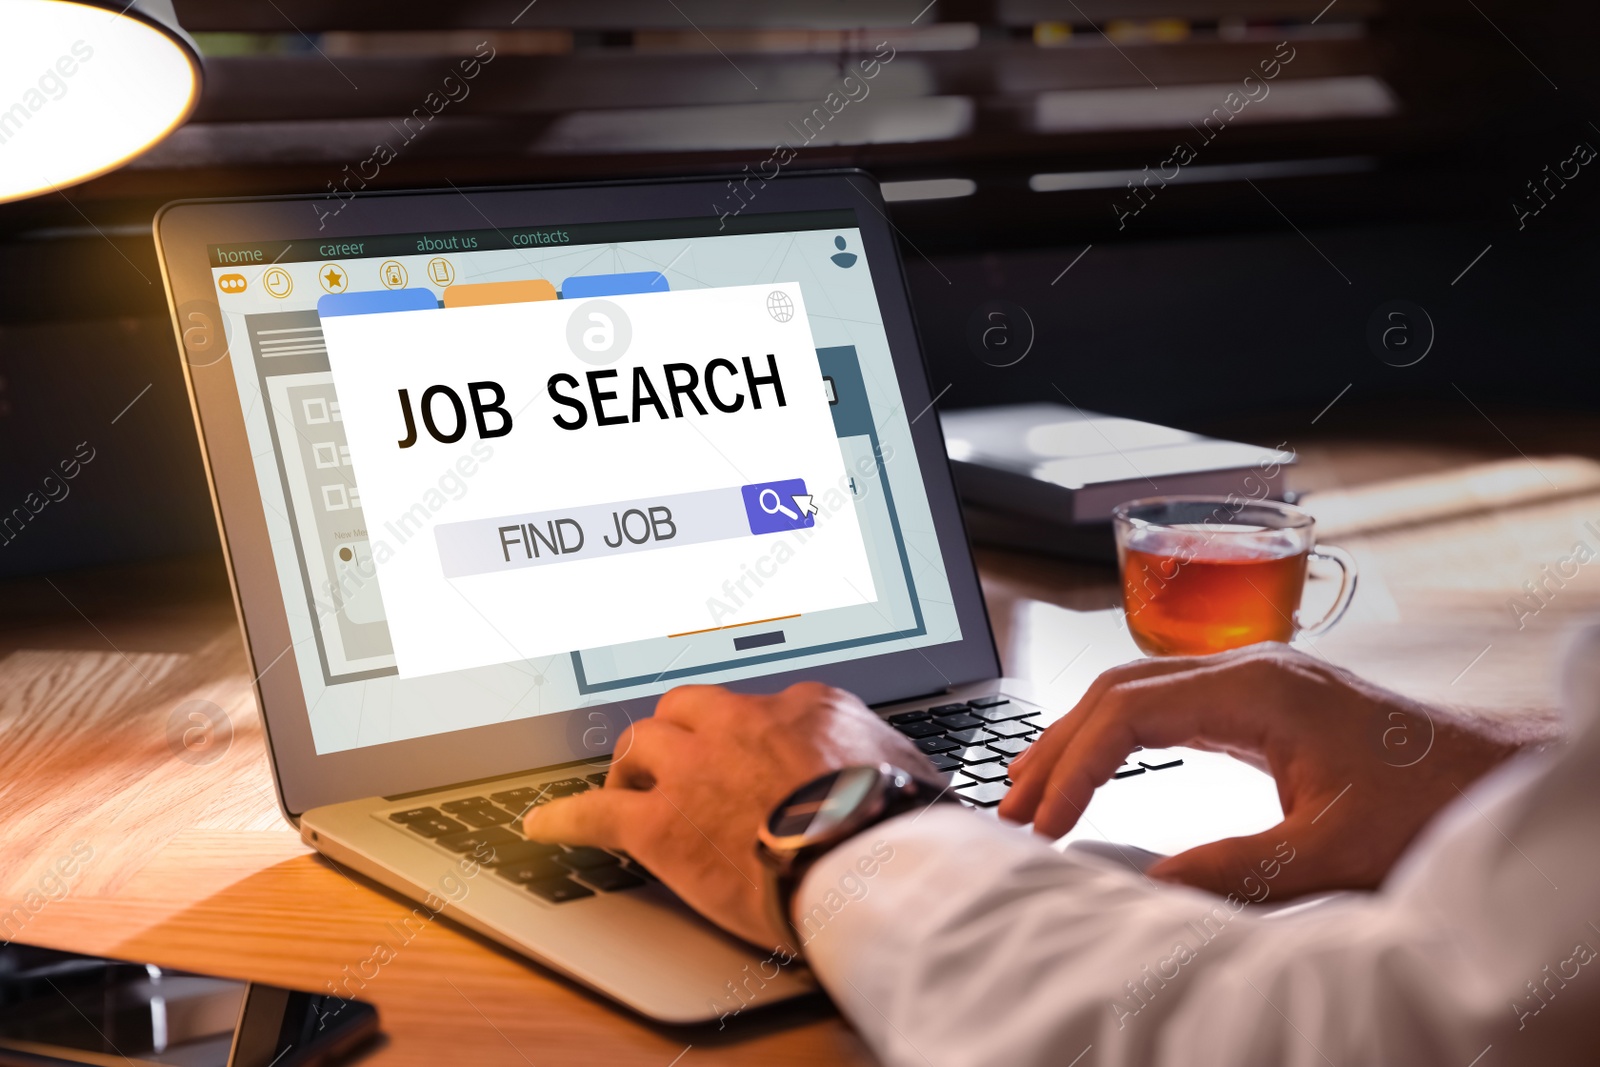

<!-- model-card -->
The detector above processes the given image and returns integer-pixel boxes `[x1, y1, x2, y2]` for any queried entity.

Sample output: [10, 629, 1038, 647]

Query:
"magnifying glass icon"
[759, 488, 800, 521]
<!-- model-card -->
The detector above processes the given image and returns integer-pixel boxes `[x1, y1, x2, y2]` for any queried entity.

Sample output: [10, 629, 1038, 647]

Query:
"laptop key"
[896, 720, 945, 739]
[984, 719, 1035, 739]
[925, 752, 962, 773]
[930, 703, 969, 715]
[962, 761, 1009, 783]
[932, 712, 984, 732]
[479, 839, 564, 867]
[586, 772, 609, 786]
[986, 737, 1031, 757]
[390, 806, 445, 824]
[496, 801, 538, 823]
[508, 793, 559, 816]
[526, 877, 595, 904]
[489, 788, 543, 807]
[969, 704, 1039, 725]
[581, 866, 646, 893]
[946, 727, 996, 745]
[914, 736, 959, 755]
[540, 778, 591, 799]
[557, 847, 620, 871]
[620, 859, 659, 882]
[494, 857, 569, 884]
[455, 807, 514, 828]
[441, 796, 499, 814]
[399, 813, 467, 838]
[886, 710, 930, 725]
[968, 696, 1009, 709]
[1140, 757, 1185, 771]
[956, 780, 1011, 807]
[950, 745, 1002, 766]
[437, 827, 521, 854]
[1113, 767, 1146, 779]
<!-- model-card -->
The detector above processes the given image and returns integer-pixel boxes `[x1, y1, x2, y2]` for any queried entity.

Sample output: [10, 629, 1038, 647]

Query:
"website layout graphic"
[321, 282, 877, 679]
[214, 215, 958, 752]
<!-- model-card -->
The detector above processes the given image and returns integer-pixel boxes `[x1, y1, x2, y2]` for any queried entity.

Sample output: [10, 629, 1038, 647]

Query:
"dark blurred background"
[3, 0, 1597, 578]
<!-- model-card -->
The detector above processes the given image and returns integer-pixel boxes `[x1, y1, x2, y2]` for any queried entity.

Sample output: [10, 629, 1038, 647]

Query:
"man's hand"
[1000, 644, 1547, 899]
[523, 682, 933, 949]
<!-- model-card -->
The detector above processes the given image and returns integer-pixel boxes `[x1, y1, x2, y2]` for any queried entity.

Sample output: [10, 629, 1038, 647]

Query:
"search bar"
[435, 479, 818, 579]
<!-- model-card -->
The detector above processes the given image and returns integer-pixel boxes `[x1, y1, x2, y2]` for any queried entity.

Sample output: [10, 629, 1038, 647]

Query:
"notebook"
[942, 403, 1292, 559]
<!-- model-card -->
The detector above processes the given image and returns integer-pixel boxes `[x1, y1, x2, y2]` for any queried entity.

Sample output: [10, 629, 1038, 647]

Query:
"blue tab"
[560, 272, 669, 299]
[317, 289, 440, 318]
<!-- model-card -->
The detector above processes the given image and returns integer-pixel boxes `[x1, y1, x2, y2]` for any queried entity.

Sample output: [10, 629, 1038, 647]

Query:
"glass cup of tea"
[1112, 496, 1357, 657]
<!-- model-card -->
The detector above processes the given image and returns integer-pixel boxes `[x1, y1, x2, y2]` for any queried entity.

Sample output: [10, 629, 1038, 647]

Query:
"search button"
[742, 479, 815, 534]
[760, 488, 798, 520]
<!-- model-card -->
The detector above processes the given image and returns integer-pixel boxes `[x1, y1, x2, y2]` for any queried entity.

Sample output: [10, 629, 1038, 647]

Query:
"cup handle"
[1297, 545, 1358, 638]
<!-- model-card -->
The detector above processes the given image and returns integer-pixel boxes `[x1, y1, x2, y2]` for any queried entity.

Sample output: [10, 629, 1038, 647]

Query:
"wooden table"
[3, 428, 1599, 1066]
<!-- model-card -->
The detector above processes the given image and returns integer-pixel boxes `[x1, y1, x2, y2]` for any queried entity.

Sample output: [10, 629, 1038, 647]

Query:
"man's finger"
[1008, 652, 1254, 787]
[523, 788, 653, 850]
[1025, 662, 1276, 836]
[1004, 656, 1240, 823]
[1145, 824, 1313, 899]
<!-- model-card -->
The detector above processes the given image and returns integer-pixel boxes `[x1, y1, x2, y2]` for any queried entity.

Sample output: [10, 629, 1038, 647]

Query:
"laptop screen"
[206, 208, 960, 755]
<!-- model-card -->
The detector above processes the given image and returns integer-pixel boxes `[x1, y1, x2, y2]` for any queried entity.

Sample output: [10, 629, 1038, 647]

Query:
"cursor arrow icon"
[792, 494, 817, 518]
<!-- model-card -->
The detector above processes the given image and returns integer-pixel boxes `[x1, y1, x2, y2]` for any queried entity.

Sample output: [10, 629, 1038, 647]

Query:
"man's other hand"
[1000, 644, 1546, 899]
[523, 682, 933, 949]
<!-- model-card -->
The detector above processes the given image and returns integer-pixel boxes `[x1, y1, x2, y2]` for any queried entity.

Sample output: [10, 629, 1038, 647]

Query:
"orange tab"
[441, 279, 558, 308]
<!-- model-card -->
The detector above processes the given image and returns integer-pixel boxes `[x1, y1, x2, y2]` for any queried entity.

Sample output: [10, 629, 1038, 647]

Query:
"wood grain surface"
[3, 438, 1598, 1066]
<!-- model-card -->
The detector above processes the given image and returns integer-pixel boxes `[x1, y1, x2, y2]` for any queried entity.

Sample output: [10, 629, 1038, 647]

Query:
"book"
[942, 403, 1292, 559]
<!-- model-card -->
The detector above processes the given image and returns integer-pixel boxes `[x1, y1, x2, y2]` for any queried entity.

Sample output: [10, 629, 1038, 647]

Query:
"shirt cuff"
[789, 808, 1043, 1044]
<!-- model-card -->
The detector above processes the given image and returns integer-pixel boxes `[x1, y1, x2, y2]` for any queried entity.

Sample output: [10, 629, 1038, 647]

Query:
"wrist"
[1437, 702, 1561, 767]
[757, 764, 952, 955]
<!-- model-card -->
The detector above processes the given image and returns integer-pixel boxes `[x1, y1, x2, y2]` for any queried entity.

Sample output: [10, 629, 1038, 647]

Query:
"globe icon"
[766, 290, 795, 322]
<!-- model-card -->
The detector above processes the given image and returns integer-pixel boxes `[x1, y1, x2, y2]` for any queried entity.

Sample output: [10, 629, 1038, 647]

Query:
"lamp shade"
[0, 0, 201, 204]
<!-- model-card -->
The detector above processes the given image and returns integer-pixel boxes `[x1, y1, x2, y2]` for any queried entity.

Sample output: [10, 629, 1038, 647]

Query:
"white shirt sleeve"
[797, 627, 1600, 1067]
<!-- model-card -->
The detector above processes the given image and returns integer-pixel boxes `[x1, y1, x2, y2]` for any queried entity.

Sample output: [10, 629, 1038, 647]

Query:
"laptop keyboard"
[384, 771, 654, 905]
[885, 694, 1184, 809]
[383, 693, 1185, 903]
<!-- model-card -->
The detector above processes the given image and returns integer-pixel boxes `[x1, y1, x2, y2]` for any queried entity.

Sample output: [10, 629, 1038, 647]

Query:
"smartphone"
[0, 942, 378, 1066]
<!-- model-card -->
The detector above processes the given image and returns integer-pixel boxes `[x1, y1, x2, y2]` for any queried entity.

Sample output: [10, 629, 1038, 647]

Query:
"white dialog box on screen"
[322, 282, 877, 678]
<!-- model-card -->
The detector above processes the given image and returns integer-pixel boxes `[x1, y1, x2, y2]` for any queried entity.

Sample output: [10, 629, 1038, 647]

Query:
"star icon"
[324, 268, 343, 289]
[318, 263, 348, 293]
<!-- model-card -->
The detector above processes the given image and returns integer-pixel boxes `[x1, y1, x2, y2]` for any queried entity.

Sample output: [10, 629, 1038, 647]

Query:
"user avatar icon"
[830, 235, 857, 269]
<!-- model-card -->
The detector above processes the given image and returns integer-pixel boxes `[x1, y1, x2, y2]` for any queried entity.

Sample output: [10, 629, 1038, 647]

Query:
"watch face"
[769, 765, 882, 841]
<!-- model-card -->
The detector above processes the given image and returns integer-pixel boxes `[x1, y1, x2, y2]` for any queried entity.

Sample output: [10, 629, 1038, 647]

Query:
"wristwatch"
[756, 763, 953, 954]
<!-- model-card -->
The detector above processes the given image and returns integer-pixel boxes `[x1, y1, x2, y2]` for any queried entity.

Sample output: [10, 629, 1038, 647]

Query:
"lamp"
[0, 0, 201, 204]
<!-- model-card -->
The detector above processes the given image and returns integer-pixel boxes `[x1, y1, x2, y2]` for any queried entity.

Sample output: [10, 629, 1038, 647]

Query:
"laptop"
[153, 172, 1281, 1024]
